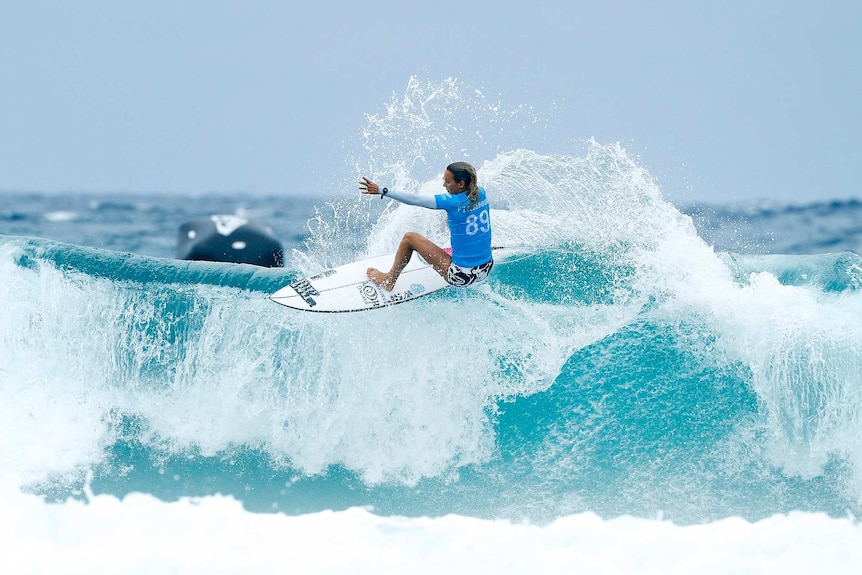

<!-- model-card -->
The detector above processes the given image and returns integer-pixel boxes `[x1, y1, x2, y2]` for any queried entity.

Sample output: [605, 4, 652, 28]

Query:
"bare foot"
[367, 267, 396, 291]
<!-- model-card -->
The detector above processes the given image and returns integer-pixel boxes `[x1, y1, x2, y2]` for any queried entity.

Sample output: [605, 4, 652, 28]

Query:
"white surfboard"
[270, 248, 508, 313]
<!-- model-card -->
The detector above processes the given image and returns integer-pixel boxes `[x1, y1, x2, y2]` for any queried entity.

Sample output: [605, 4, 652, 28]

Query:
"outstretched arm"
[359, 177, 436, 209]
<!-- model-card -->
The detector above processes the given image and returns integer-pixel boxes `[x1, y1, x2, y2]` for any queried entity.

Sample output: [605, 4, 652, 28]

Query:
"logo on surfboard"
[290, 279, 320, 307]
[358, 283, 380, 306]
[358, 281, 427, 308]
[308, 269, 337, 281]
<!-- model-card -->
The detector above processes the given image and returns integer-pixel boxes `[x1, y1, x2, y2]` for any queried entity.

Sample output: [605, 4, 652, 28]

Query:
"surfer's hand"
[359, 177, 379, 195]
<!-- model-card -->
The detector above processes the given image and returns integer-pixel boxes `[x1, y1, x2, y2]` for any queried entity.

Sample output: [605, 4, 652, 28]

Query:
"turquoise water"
[3, 145, 861, 527]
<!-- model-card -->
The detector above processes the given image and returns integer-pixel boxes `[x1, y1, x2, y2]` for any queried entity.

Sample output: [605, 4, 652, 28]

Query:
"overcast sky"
[1, 0, 859, 204]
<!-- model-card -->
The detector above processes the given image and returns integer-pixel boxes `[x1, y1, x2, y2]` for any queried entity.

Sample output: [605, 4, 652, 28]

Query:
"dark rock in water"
[176, 215, 284, 267]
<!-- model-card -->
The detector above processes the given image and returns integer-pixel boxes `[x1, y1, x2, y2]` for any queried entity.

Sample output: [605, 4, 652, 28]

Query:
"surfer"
[359, 162, 493, 291]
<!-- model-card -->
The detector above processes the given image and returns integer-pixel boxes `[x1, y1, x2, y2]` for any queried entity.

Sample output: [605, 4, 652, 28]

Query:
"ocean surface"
[3, 81, 862, 572]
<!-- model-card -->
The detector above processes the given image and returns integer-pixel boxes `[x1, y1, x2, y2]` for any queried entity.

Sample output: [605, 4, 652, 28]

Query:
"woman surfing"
[359, 161, 493, 291]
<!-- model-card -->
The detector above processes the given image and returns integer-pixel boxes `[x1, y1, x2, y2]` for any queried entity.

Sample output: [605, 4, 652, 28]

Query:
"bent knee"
[402, 231, 424, 244]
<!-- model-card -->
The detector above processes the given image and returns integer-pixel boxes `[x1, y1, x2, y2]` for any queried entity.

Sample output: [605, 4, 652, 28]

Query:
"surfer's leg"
[367, 232, 451, 290]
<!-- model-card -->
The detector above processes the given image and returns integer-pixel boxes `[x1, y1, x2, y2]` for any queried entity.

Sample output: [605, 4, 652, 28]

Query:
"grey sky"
[1, 0, 859, 204]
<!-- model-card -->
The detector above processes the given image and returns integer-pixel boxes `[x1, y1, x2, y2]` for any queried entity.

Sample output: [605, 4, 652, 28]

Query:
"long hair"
[447, 162, 480, 208]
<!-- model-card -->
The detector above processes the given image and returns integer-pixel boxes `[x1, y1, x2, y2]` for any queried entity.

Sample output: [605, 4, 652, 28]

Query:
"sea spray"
[2, 75, 862, 524]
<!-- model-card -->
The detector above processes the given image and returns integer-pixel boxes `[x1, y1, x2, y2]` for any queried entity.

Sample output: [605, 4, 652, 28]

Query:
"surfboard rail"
[270, 246, 510, 313]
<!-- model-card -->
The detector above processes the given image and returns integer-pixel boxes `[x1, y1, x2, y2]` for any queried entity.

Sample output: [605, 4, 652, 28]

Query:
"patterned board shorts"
[447, 259, 494, 287]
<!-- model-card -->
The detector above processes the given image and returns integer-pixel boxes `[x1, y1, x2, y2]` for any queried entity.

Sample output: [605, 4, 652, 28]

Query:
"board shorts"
[447, 259, 494, 287]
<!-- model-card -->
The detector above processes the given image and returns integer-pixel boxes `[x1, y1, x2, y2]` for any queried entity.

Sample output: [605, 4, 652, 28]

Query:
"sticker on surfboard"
[270, 248, 510, 313]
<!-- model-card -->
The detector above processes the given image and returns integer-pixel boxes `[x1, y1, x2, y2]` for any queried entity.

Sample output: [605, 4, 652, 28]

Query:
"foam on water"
[3, 141, 861, 524]
[2, 78, 862, 552]
[3, 485, 862, 575]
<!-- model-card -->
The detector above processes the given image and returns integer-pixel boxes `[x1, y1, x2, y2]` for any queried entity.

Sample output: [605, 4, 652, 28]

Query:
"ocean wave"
[2, 146, 861, 525]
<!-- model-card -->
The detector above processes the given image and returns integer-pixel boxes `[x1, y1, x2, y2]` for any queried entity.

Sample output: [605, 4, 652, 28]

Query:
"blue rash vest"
[434, 187, 492, 267]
